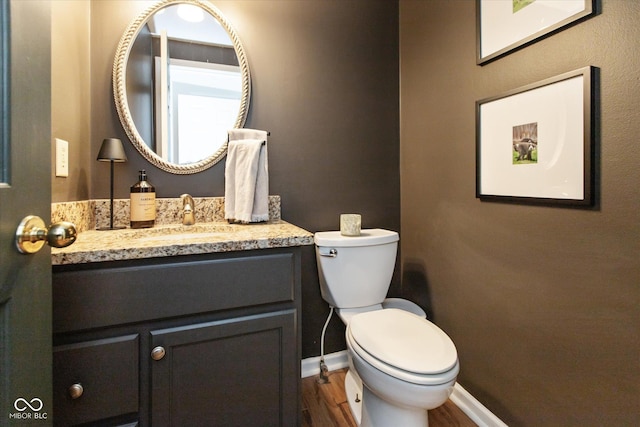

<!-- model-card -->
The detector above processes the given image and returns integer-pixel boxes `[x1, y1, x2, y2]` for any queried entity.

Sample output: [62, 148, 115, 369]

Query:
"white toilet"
[315, 229, 459, 427]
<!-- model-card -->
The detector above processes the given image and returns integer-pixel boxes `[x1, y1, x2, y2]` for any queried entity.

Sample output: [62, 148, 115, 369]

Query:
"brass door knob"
[15, 215, 77, 254]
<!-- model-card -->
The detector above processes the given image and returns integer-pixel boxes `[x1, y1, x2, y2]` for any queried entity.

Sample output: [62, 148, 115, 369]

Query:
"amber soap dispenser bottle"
[130, 170, 156, 229]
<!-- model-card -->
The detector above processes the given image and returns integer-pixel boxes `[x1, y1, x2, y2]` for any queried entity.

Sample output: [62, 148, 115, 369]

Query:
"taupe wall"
[51, 0, 90, 201]
[53, 1, 400, 358]
[400, 1, 639, 426]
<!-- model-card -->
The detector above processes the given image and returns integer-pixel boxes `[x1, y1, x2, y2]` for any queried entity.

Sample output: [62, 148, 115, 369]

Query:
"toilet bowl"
[346, 309, 459, 426]
[314, 229, 459, 426]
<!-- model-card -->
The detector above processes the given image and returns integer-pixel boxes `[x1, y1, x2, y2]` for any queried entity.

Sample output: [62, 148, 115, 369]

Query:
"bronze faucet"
[180, 194, 196, 225]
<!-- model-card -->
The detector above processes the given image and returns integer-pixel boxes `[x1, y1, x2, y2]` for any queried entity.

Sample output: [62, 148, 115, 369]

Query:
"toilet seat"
[347, 309, 459, 386]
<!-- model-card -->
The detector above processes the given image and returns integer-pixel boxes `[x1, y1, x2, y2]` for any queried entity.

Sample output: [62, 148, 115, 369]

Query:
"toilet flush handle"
[320, 248, 338, 258]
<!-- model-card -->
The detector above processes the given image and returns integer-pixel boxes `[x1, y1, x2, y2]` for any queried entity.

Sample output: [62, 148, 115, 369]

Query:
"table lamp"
[97, 138, 127, 230]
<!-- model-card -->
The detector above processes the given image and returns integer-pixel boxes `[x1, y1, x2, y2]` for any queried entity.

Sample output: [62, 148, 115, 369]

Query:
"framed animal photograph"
[476, 66, 596, 206]
[476, 0, 596, 65]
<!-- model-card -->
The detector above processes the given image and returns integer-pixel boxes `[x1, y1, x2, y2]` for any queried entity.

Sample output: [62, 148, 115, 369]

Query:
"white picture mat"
[479, 75, 585, 200]
[480, 0, 587, 60]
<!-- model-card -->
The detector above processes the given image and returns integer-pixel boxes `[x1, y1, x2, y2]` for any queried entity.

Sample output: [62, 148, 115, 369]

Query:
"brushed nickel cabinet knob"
[68, 383, 83, 399]
[151, 346, 166, 361]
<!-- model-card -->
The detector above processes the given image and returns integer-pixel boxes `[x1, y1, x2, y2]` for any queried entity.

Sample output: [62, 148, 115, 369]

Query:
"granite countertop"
[51, 220, 314, 265]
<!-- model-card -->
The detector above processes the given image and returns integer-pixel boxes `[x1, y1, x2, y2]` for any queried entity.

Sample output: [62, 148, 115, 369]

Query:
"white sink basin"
[126, 223, 237, 243]
[138, 231, 224, 243]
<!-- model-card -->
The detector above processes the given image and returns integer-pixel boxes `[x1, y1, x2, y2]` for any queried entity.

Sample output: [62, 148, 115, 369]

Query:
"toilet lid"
[349, 309, 457, 375]
[314, 229, 398, 247]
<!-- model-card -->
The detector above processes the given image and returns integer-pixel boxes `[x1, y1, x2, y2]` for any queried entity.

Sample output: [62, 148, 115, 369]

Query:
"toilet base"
[345, 369, 363, 425]
[345, 368, 431, 427]
[361, 386, 429, 427]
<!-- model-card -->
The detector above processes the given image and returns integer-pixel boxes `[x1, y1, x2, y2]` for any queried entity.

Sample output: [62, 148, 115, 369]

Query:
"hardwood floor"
[302, 369, 477, 427]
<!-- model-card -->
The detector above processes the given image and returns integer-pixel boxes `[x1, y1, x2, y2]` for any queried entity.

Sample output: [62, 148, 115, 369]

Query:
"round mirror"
[113, 0, 250, 174]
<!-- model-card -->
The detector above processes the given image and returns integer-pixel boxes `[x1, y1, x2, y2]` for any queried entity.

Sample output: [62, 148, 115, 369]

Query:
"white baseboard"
[301, 351, 508, 426]
[450, 383, 509, 427]
[301, 350, 348, 378]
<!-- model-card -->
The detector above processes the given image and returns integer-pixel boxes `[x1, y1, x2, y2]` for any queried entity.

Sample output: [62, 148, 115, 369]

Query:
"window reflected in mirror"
[155, 59, 241, 164]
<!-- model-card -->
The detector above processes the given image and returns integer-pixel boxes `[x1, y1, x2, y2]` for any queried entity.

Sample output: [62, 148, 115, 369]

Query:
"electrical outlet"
[55, 138, 69, 177]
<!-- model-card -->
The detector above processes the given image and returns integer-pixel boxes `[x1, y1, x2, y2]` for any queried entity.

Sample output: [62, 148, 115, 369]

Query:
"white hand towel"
[228, 128, 268, 142]
[225, 129, 269, 223]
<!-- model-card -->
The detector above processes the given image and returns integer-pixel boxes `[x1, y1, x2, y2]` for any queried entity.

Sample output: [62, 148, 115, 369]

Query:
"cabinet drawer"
[53, 335, 139, 426]
[53, 250, 298, 333]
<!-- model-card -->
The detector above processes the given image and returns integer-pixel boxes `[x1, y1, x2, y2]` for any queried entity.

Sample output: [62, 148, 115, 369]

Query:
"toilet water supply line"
[318, 306, 334, 383]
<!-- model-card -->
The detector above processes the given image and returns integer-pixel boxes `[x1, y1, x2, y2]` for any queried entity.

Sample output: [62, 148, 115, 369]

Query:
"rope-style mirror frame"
[113, 0, 251, 174]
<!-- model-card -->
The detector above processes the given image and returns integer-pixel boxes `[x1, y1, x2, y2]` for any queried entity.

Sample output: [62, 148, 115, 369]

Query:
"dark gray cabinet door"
[150, 310, 298, 427]
[0, 1, 52, 423]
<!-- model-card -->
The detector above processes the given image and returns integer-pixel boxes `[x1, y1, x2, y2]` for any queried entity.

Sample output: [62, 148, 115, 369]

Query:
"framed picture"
[476, 66, 596, 207]
[477, 0, 596, 65]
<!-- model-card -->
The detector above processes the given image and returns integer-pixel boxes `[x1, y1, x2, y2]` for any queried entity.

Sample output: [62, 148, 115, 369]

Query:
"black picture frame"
[476, 66, 596, 207]
[477, 0, 596, 65]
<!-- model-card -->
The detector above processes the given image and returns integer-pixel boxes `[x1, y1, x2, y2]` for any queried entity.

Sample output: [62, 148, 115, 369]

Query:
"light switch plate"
[55, 138, 69, 177]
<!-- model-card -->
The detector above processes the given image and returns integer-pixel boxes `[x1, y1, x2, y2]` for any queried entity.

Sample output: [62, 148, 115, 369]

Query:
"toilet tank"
[314, 229, 399, 309]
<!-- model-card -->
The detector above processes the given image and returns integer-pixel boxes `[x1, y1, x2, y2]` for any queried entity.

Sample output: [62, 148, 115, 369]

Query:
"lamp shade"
[97, 138, 127, 162]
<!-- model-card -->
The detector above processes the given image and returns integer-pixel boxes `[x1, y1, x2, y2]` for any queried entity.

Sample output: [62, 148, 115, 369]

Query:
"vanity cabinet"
[52, 248, 301, 426]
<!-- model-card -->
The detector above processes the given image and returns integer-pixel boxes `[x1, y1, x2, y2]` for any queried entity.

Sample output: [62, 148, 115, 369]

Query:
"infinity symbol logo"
[14, 397, 43, 412]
